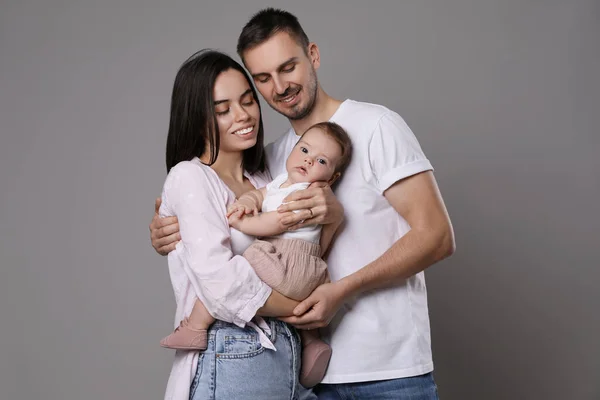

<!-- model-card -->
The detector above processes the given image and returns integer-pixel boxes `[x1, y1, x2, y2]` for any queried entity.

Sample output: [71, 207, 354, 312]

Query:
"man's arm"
[281, 171, 455, 329]
[340, 171, 454, 294]
[150, 179, 343, 253]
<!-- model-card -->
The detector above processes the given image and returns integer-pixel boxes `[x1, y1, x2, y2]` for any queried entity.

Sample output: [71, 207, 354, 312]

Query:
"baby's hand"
[227, 210, 245, 230]
[226, 198, 258, 218]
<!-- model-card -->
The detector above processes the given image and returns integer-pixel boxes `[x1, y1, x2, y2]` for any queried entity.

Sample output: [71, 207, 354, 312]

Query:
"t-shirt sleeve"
[161, 162, 271, 327]
[368, 111, 433, 193]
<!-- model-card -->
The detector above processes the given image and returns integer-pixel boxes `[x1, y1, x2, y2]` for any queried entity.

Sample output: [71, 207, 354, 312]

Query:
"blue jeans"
[313, 373, 439, 400]
[189, 318, 316, 400]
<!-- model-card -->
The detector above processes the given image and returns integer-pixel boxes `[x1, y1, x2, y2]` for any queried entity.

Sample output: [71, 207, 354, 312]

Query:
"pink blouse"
[159, 157, 273, 400]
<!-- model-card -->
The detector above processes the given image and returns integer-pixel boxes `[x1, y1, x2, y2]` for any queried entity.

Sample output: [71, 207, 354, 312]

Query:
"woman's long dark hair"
[165, 49, 265, 173]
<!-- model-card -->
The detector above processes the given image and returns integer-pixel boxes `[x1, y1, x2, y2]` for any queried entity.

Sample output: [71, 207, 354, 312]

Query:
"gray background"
[1, 0, 598, 399]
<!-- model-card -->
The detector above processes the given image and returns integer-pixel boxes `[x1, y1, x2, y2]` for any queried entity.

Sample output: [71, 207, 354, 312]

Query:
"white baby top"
[262, 172, 321, 244]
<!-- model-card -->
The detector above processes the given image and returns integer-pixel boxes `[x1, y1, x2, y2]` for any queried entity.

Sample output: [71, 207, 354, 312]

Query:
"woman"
[159, 49, 317, 400]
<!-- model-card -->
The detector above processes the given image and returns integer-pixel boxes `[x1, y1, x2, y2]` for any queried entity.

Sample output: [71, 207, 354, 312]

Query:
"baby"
[161, 121, 352, 387]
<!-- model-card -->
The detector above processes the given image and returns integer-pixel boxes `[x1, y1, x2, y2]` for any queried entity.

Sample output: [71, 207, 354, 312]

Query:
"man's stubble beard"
[270, 67, 319, 122]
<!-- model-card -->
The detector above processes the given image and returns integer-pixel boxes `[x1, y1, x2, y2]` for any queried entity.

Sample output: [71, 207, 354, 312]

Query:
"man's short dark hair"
[237, 8, 310, 58]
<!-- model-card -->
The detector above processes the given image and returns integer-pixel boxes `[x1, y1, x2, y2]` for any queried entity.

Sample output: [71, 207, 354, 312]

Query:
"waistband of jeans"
[209, 318, 294, 339]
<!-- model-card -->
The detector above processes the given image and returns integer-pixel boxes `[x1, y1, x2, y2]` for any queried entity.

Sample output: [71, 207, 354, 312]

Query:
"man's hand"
[279, 281, 347, 330]
[150, 197, 180, 256]
[277, 182, 343, 230]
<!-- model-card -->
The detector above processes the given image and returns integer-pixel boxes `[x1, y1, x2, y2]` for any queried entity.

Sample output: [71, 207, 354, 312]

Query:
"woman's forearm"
[256, 290, 299, 317]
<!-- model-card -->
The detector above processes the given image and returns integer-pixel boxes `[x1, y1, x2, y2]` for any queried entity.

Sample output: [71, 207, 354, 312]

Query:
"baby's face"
[286, 127, 342, 184]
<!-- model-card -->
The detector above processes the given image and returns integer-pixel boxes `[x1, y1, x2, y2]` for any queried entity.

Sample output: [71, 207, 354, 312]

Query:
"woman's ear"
[328, 172, 341, 186]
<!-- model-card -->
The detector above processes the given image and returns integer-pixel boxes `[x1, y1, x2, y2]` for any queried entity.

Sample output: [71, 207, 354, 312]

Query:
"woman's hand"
[277, 182, 344, 230]
[150, 197, 180, 255]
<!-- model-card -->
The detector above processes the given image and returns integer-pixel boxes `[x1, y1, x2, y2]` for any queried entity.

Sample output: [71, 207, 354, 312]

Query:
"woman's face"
[212, 69, 261, 154]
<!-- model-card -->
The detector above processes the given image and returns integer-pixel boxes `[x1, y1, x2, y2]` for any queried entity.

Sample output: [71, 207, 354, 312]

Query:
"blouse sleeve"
[161, 162, 272, 327]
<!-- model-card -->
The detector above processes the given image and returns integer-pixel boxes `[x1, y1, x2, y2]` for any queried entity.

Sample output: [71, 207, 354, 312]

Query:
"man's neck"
[290, 89, 343, 136]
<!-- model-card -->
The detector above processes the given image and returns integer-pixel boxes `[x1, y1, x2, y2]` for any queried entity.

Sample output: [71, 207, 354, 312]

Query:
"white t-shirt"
[262, 173, 321, 243]
[266, 100, 435, 383]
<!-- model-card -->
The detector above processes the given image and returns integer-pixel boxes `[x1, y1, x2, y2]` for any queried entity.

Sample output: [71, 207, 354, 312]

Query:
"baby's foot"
[300, 339, 332, 388]
[160, 317, 208, 350]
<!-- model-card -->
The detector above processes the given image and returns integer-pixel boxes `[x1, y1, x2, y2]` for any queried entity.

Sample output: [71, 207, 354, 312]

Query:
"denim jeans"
[313, 373, 439, 400]
[189, 318, 316, 400]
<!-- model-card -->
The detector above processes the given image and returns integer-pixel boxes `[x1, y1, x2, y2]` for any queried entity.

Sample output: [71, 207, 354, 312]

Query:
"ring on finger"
[307, 208, 314, 218]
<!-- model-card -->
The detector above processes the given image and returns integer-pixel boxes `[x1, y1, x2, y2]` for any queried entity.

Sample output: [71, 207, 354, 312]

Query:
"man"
[151, 8, 454, 399]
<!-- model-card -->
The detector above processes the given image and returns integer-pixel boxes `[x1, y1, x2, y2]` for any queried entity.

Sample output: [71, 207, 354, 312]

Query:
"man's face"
[242, 32, 319, 121]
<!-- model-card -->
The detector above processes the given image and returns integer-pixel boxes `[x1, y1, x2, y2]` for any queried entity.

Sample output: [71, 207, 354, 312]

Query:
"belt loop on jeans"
[269, 318, 278, 343]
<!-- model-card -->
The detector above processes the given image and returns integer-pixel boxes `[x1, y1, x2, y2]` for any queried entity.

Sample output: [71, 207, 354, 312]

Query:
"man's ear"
[308, 42, 320, 70]
[328, 172, 341, 186]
